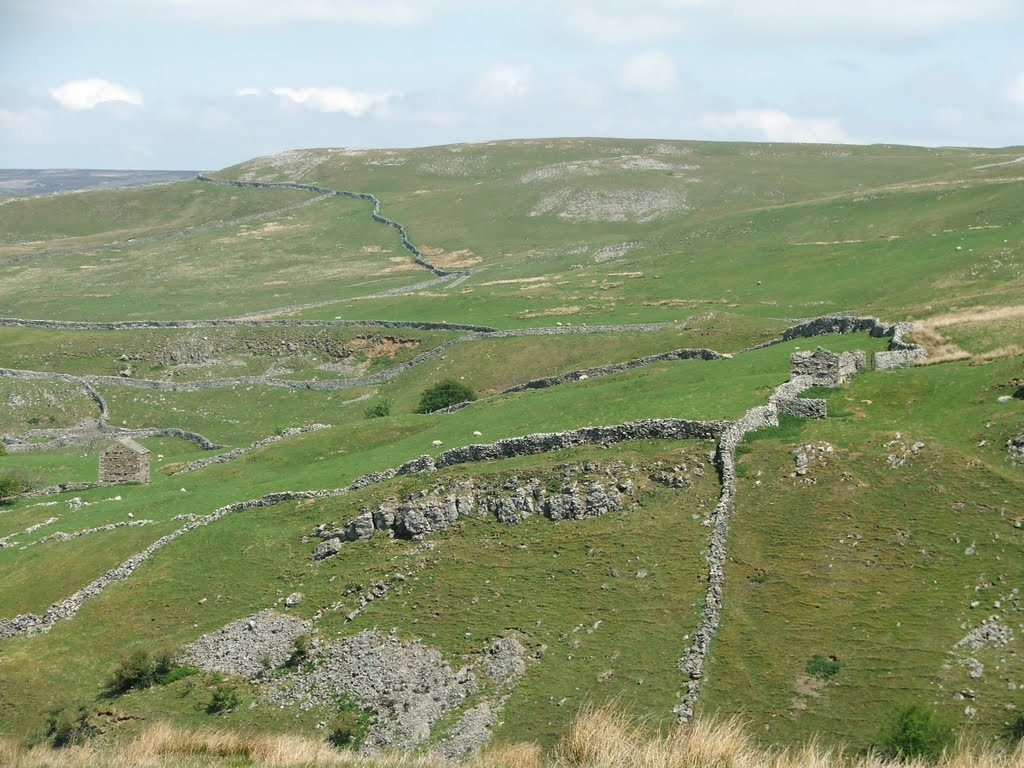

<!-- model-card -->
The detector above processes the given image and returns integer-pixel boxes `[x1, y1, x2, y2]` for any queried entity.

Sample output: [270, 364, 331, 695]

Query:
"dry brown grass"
[910, 306, 1024, 364]
[916, 305, 1024, 329]
[2, 710, 1022, 768]
[969, 345, 1024, 365]
[907, 325, 970, 363]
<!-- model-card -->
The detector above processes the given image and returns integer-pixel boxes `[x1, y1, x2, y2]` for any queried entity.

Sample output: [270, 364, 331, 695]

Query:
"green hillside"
[0, 138, 1021, 758]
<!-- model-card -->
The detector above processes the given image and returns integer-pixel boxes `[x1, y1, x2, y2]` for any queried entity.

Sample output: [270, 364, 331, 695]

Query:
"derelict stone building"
[99, 438, 150, 484]
[789, 347, 866, 386]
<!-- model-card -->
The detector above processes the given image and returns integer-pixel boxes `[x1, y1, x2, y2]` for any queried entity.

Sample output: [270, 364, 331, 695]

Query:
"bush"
[285, 633, 311, 669]
[207, 684, 242, 713]
[327, 695, 373, 749]
[805, 653, 842, 680]
[0, 472, 25, 504]
[104, 649, 176, 695]
[415, 379, 476, 414]
[41, 705, 103, 748]
[877, 703, 956, 762]
[1006, 712, 1024, 744]
[364, 398, 392, 419]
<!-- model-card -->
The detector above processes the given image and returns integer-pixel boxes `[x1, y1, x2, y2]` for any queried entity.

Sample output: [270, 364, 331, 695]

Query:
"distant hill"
[0, 168, 197, 197]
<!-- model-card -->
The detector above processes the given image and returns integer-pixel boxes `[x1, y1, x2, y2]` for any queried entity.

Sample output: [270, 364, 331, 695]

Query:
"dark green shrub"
[285, 633, 311, 669]
[415, 379, 476, 413]
[877, 702, 956, 762]
[364, 398, 392, 419]
[156, 665, 199, 686]
[207, 684, 242, 713]
[0, 472, 25, 503]
[1006, 712, 1024, 744]
[327, 695, 372, 749]
[105, 649, 176, 695]
[41, 705, 102, 748]
[805, 653, 842, 680]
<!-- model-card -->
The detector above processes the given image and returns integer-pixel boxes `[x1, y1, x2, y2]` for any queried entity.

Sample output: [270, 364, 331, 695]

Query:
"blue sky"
[2, 0, 1022, 169]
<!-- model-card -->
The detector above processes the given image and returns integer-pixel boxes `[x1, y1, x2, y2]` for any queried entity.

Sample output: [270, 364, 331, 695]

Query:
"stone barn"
[99, 438, 150, 484]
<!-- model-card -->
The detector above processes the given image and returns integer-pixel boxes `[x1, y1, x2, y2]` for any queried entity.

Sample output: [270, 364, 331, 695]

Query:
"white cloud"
[697, 109, 852, 144]
[565, 9, 684, 46]
[49, 78, 143, 110]
[1006, 72, 1024, 109]
[618, 51, 680, 94]
[563, 0, 1021, 45]
[471, 65, 533, 105]
[271, 86, 394, 115]
[15, 0, 435, 26]
[235, 87, 262, 97]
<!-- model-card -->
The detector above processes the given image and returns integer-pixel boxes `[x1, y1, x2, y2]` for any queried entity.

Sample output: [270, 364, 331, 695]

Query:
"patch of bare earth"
[479, 276, 550, 287]
[346, 335, 420, 360]
[418, 246, 481, 268]
[791, 675, 827, 711]
[215, 220, 303, 244]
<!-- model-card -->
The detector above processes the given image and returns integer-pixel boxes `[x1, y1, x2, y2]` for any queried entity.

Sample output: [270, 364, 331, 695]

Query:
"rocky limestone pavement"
[309, 462, 639, 559]
[182, 610, 311, 680]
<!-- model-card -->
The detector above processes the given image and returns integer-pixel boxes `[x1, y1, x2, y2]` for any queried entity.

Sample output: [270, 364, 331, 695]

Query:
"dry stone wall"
[500, 348, 723, 395]
[197, 175, 466, 280]
[171, 423, 330, 475]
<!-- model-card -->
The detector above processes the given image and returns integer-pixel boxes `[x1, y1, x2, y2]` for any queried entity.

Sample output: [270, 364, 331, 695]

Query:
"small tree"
[877, 702, 956, 762]
[104, 649, 176, 695]
[207, 684, 242, 713]
[0, 472, 24, 504]
[364, 398, 392, 419]
[415, 379, 476, 413]
[41, 705, 102, 748]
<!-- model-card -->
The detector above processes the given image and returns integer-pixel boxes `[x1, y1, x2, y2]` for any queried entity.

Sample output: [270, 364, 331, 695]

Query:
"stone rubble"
[957, 616, 1014, 650]
[267, 629, 476, 751]
[182, 610, 311, 680]
[308, 462, 640, 559]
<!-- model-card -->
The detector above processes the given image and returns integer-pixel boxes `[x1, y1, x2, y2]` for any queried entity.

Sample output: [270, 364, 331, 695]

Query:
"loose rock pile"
[1008, 430, 1024, 465]
[884, 433, 926, 468]
[791, 442, 835, 484]
[182, 610, 311, 679]
[268, 630, 477, 750]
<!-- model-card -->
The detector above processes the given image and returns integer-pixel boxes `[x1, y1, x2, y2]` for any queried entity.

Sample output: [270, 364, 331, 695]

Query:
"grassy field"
[0, 137, 1021, 757]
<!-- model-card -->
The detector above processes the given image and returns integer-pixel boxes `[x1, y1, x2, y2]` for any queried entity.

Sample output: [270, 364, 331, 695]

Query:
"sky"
[1, 0, 1023, 170]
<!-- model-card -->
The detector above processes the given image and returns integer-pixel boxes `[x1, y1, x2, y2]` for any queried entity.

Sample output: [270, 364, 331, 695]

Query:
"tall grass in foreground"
[1, 708, 1022, 768]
